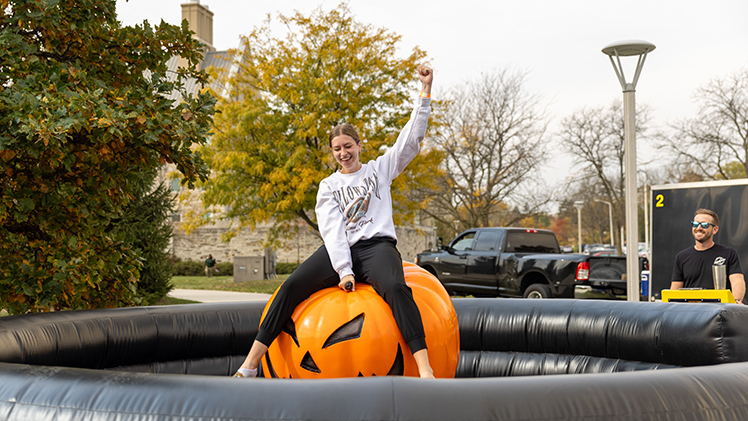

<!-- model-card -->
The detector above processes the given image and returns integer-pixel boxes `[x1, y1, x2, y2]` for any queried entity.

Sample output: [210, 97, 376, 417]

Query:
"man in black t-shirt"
[671, 208, 745, 304]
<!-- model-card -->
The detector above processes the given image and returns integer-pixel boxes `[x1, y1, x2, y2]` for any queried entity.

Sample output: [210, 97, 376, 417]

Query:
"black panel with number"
[651, 181, 748, 298]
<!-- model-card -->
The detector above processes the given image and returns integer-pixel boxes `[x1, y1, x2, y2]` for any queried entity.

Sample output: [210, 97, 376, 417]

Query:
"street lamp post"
[574, 201, 584, 253]
[602, 40, 655, 302]
[595, 199, 615, 248]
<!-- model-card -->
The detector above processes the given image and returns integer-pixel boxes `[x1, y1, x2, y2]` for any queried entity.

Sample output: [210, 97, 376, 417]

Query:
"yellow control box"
[661, 289, 736, 304]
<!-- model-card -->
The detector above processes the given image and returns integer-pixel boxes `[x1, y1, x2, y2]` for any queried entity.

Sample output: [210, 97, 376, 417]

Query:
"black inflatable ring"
[2, 299, 748, 420]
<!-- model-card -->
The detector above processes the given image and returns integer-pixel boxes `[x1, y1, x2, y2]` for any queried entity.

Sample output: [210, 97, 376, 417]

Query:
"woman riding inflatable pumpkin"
[235, 65, 436, 379]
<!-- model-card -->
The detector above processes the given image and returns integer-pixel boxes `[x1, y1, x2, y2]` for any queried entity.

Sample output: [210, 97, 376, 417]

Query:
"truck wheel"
[523, 284, 552, 299]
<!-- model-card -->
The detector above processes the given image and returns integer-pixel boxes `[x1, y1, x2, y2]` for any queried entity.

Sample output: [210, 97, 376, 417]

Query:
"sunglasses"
[691, 221, 715, 229]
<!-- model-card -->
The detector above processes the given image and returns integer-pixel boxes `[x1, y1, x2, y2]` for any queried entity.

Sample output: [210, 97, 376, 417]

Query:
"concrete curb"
[168, 289, 271, 303]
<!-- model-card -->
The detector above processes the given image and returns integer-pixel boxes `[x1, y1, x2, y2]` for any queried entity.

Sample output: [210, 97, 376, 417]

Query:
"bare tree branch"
[557, 101, 653, 249]
[661, 68, 748, 180]
[428, 69, 550, 229]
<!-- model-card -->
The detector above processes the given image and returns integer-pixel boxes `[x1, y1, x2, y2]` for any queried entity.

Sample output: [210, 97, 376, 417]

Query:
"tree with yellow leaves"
[190, 4, 443, 244]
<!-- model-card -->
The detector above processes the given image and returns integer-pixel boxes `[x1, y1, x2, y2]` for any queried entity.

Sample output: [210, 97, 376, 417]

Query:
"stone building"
[160, 1, 436, 271]
[171, 218, 435, 267]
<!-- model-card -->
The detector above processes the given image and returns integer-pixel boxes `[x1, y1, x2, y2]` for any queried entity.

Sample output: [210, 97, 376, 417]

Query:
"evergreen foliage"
[110, 170, 176, 305]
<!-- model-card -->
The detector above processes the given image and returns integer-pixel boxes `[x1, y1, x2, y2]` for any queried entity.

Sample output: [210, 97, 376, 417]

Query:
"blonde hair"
[694, 208, 719, 226]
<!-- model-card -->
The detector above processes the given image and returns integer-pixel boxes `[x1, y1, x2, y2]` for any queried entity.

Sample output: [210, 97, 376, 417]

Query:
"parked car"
[415, 227, 648, 299]
[621, 242, 650, 257]
[583, 243, 603, 255]
[583, 244, 616, 256]
[592, 250, 620, 257]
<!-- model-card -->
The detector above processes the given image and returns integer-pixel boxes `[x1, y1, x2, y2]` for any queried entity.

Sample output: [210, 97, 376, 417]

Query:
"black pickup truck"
[415, 227, 647, 299]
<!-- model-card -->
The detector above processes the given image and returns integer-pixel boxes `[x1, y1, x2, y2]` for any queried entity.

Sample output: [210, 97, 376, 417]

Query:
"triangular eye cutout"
[386, 344, 405, 376]
[282, 319, 300, 347]
[323, 313, 364, 349]
[300, 351, 321, 373]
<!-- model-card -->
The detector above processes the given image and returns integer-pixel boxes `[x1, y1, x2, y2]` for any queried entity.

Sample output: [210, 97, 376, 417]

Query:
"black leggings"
[255, 237, 428, 354]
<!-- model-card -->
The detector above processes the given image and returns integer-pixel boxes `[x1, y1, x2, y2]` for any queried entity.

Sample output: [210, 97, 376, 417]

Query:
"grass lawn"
[152, 296, 200, 305]
[1, 274, 461, 313]
[170, 275, 287, 295]
[0, 277, 286, 314]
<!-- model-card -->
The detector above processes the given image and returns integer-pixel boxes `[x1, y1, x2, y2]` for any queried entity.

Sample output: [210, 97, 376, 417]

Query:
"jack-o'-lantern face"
[285, 312, 406, 376]
[258, 262, 459, 379]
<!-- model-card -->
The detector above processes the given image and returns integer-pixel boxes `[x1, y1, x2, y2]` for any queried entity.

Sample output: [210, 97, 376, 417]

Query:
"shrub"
[276, 262, 300, 275]
[168, 259, 234, 276]
[171, 260, 203, 276]
[216, 262, 233, 276]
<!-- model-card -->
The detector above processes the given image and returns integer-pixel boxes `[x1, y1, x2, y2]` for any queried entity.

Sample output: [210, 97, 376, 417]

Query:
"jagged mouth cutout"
[261, 312, 405, 377]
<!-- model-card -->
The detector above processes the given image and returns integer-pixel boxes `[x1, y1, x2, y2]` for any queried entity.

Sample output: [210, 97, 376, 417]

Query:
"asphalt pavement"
[168, 289, 271, 303]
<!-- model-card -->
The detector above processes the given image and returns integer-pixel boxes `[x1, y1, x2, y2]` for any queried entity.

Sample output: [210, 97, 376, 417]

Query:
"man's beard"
[695, 231, 712, 243]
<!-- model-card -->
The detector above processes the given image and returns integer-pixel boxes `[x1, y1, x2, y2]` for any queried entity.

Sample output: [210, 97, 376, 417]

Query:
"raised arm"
[418, 65, 433, 95]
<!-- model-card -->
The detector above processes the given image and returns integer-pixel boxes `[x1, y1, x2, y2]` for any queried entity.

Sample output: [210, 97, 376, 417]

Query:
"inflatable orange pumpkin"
[258, 262, 459, 378]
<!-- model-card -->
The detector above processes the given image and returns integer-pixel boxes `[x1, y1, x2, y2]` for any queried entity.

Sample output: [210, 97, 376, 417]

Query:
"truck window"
[505, 231, 559, 253]
[474, 231, 500, 251]
[451, 232, 476, 251]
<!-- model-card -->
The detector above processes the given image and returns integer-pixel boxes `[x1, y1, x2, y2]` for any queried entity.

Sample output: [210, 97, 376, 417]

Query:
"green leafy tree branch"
[0, 0, 215, 313]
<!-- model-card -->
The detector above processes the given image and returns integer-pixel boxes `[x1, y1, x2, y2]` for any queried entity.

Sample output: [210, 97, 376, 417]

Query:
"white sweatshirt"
[315, 97, 431, 280]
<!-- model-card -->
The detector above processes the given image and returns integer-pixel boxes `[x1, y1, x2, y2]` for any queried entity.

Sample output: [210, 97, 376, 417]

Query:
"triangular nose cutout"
[300, 351, 321, 373]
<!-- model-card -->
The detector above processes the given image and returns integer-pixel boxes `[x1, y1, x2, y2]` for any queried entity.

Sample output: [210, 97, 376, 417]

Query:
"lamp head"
[602, 40, 656, 91]
[602, 40, 656, 57]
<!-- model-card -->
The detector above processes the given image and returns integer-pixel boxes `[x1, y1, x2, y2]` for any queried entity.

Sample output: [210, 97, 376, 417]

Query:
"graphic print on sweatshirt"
[331, 170, 381, 234]
[346, 191, 371, 224]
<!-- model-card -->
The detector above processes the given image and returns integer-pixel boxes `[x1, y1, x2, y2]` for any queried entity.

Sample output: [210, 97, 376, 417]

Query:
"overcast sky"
[116, 0, 748, 186]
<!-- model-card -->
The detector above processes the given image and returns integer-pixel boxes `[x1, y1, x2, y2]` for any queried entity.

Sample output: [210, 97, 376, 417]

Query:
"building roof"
[160, 49, 234, 103]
